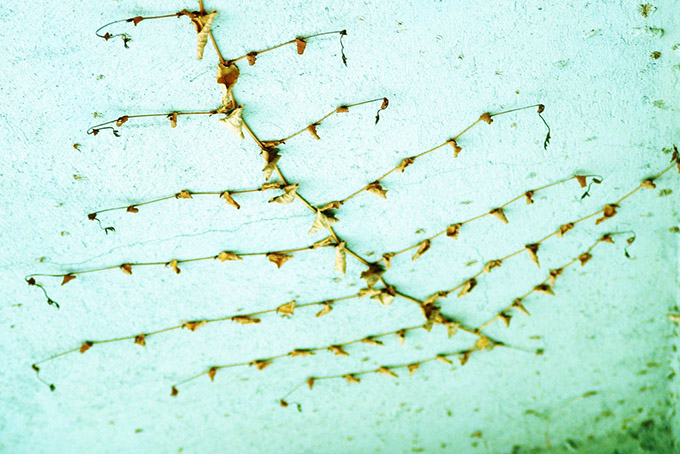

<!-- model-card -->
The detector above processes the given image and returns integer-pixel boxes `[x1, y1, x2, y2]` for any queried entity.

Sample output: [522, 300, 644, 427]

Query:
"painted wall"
[1, 0, 678, 453]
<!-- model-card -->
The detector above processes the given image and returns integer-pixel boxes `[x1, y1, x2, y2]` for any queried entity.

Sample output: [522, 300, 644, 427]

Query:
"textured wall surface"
[1, 1, 679, 453]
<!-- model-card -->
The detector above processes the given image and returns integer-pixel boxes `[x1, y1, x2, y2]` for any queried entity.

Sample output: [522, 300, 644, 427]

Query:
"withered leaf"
[534, 284, 554, 295]
[307, 377, 315, 390]
[525, 190, 534, 204]
[329, 345, 349, 356]
[319, 201, 342, 211]
[276, 300, 296, 316]
[190, 11, 218, 59]
[335, 241, 346, 274]
[116, 116, 128, 127]
[134, 334, 146, 346]
[171, 386, 179, 397]
[423, 291, 448, 306]
[511, 298, 530, 316]
[447, 139, 462, 157]
[313, 236, 335, 249]
[575, 175, 588, 188]
[250, 360, 272, 370]
[221, 191, 240, 209]
[269, 183, 299, 204]
[578, 252, 593, 266]
[232, 315, 261, 325]
[459, 351, 471, 365]
[446, 223, 462, 239]
[290, 349, 315, 357]
[309, 209, 339, 235]
[296, 38, 307, 55]
[474, 336, 491, 351]
[361, 337, 384, 346]
[207, 367, 217, 382]
[549, 268, 563, 286]
[220, 106, 244, 140]
[377, 366, 398, 378]
[360, 263, 385, 288]
[61, 274, 76, 286]
[336, 105, 349, 113]
[80, 341, 93, 354]
[183, 320, 207, 331]
[176, 190, 193, 199]
[641, 179, 656, 189]
[381, 98, 389, 110]
[131, 16, 144, 26]
[382, 253, 394, 269]
[408, 363, 420, 376]
[127, 205, 139, 213]
[261, 182, 283, 191]
[422, 304, 441, 332]
[316, 302, 333, 317]
[216, 62, 240, 94]
[436, 355, 453, 365]
[489, 207, 508, 224]
[168, 112, 178, 128]
[525, 243, 540, 268]
[498, 312, 512, 327]
[32, 364, 40, 372]
[366, 182, 387, 199]
[479, 112, 493, 124]
[457, 278, 477, 298]
[397, 157, 415, 172]
[261, 148, 281, 181]
[345, 374, 360, 384]
[87, 213, 97, 221]
[595, 204, 618, 225]
[246, 52, 257, 66]
[279, 399, 288, 407]
[445, 321, 460, 338]
[267, 252, 292, 268]
[217, 251, 242, 262]
[397, 330, 406, 345]
[600, 234, 614, 244]
[558, 223, 574, 237]
[412, 239, 431, 261]
[483, 260, 502, 273]
[166, 259, 181, 274]
[372, 287, 396, 306]
[307, 123, 320, 140]
[120, 263, 133, 275]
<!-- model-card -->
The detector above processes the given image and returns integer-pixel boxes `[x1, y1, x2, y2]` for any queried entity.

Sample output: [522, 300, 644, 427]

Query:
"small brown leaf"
[489, 207, 508, 224]
[116, 116, 128, 127]
[595, 204, 618, 225]
[436, 355, 453, 365]
[381, 98, 389, 110]
[80, 341, 93, 354]
[176, 190, 193, 199]
[127, 205, 139, 213]
[87, 213, 97, 221]
[171, 386, 179, 397]
[446, 223, 462, 239]
[366, 182, 387, 199]
[512, 298, 530, 316]
[168, 112, 178, 128]
[232, 315, 261, 325]
[412, 239, 431, 261]
[220, 107, 244, 140]
[134, 334, 146, 346]
[558, 223, 574, 237]
[422, 304, 441, 332]
[459, 351, 471, 365]
[360, 263, 385, 288]
[319, 201, 342, 211]
[183, 320, 207, 331]
[537, 104, 545, 114]
[447, 139, 462, 157]
[316, 302, 333, 318]
[408, 363, 420, 376]
[525, 243, 540, 268]
[32, 364, 40, 372]
[641, 179, 656, 189]
[479, 112, 493, 124]
[267, 253, 292, 268]
[309, 209, 339, 235]
[578, 252, 593, 266]
[575, 175, 588, 188]
[120, 263, 133, 275]
[221, 191, 241, 209]
[279, 399, 288, 407]
[423, 291, 448, 306]
[345, 374, 360, 384]
[268, 183, 299, 204]
[397, 330, 406, 346]
[329, 345, 349, 356]
[261, 148, 281, 181]
[276, 300, 296, 316]
[307, 377, 315, 390]
[397, 157, 415, 172]
[131, 16, 144, 26]
[261, 182, 283, 191]
[382, 253, 395, 269]
[246, 52, 257, 66]
[290, 349, 315, 357]
[445, 322, 460, 338]
[296, 38, 307, 54]
[166, 259, 181, 274]
[207, 367, 217, 382]
[61, 274, 76, 286]
[307, 123, 321, 140]
[549, 268, 563, 286]
[377, 366, 398, 378]
[335, 241, 347, 274]
[498, 312, 512, 327]
[483, 260, 502, 273]
[336, 105, 349, 113]
[534, 284, 554, 295]
[217, 251, 242, 262]
[313, 236, 335, 249]
[251, 360, 272, 370]
[27, 277, 36, 286]
[525, 190, 534, 204]
[191, 11, 218, 59]
[361, 337, 384, 346]
[457, 278, 477, 298]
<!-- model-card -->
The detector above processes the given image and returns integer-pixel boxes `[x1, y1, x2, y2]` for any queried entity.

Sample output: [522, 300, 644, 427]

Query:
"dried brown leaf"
[412, 239, 431, 261]
[578, 252, 593, 266]
[251, 360, 272, 370]
[176, 190, 193, 199]
[309, 209, 339, 235]
[207, 367, 217, 382]
[534, 284, 554, 296]
[436, 355, 453, 365]
[116, 116, 128, 127]
[397, 330, 406, 346]
[329, 345, 349, 356]
[382, 253, 394, 269]
[483, 260, 502, 273]
[511, 298, 530, 316]
[459, 351, 471, 365]
[479, 112, 493, 124]
[217, 251, 242, 262]
[220, 106, 244, 140]
[525, 190, 534, 204]
[575, 175, 587, 188]
[423, 291, 448, 306]
[498, 312, 511, 327]
[279, 399, 288, 407]
[183, 320, 207, 331]
[408, 363, 420, 376]
[447, 139, 462, 157]
[336, 105, 349, 113]
[268, 183, 299, 204]
[360, 263, 385, 288]
[166, 259, 181, 274]
[549, 268, 563, 286]
[446, 223, 462, 239]
[131, 16, 144, 26]
[489, 207, 508, 224]
[307, 123, 320, 140]
[335, 241, 346, 274]
[232, 315, 261, 325]
[313, 236, 335, 249]
[171, 386, 179, 397]
[261, 182, 283, 190]
[61, 274, 76, 286]
[276, 300, 296, 316]
[366, 182, 387, 199]
[221, 191, 240, 209]
[191, 11, 218, 59]
[377, 366, 398, 378]
[168, 112, 178, 128]
[361, 337, 384, 346]
[397, 157, 415, 172]
[316, 302, 333, 318]
[345, 374, 360, 384]
[525, 243, 540, 268]
[246, 52, 257, 66]
[290, 349, 315, 357]
[134, 334, 146, 346]
[371, 287, 396, 306]
[600, 234, 615, 244]
[595, 204, 618, 225]
[558, 223, 574, 237]
[474, 336, 491, 351]
[319, 201, 342, 211]
[457, 278, 477, 298]
[261, 148, 281, 181]
[127, 205, 139, 213]
[216, 62, 240, 104]
[120, 263, 133, 275]
[267, 252, 292, 268]
[80, 341, 93, 354]
[296, 38, 307, 54]
[422, 304, 441, 332]
[641, 179, 656, 189]
[307, 377, 315, 390]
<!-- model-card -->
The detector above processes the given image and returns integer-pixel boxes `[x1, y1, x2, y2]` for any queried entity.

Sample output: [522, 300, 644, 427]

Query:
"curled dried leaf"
[360, 263, 385, 288]
[131, 16, 144, 26]
[397, 157, 415, 172]
[479, 112, 493, 124]
[319, 201, 342, 211]
[641, 179, 656, 189]
[296, 38, 307, 54]
[171, 386, 179, 397]
[216, 62, 240, 92]
[382, 253, 394, 269]
[232, 315, 261, 325]
[525, 190, 534, 204]
[534, 284, 554, 295]
[558, 223, 574, 237]
[120, 263, 133, 275]
[525, 243, 540, 268]
[412, 239, 431, 261]
[459, 351, 471, 366]
[575, 175, 588, 188]
[436, 355, 453, 365]
[377, 366, 398, 378]
[134, 334, 146, 346]
[366, 182, 387, 199]
[313, 236, 335, 249]
[221, 191, 240, 209]
[489, 207, 508, 224]
[290, 349, 315, 357]
[168, 112, 178, 128]
[191, 11, 218, 59]
[446, 223, 462, 239]
[61, 274, 76, 286]
[80, 341, 93, 354]
[329, 345, 349, 356]
[498, 312, 512, 327]
[445, 321, 460, 338]
[537, 104, 545, 114]
[217, 251, 242, 262]
[457, 278, 477, 298]
[422, 304, 441, 332]
[246, 52, 257, 66]
[316, 302, 333, 318]
[309, 209, 339, 235]
[549, 268, 563, 286]
[176, 190, 193, 199]
[207, 367, 217, 382]
[183, 320, 207, 331]
[166, 259, 181, 274]
[220, 106, 244, 140]
[279, 399, 288, 407]
[127, 205, 139, 213]
[116, 116, 128, 127]
[447, 139, 462, 157]
[345, 374, 360, 384]
[423, 291, 448, 306]
[251, 360, 272, 370]
[483, 260, 502, 273]
[512, 298, 530, 316]
[261, 182, 283, 191]
[361, 337, 384, 346]
[276, 300, 296, 316]
[267, 252, 292, 268]
[307, 123, 320, 140]
[578, 252, 593, 266]
[261, 148, 281, 181]
[269, 183, 299, 204]
[372, 287, 396, 306]
[474, 336, 491, 351]
[595, 204, 618, 225]
[87, 213, 97, 221]
[408, 363, 420, 376]
[335, 241, 346, 275]
[397, 330, 406, 346]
